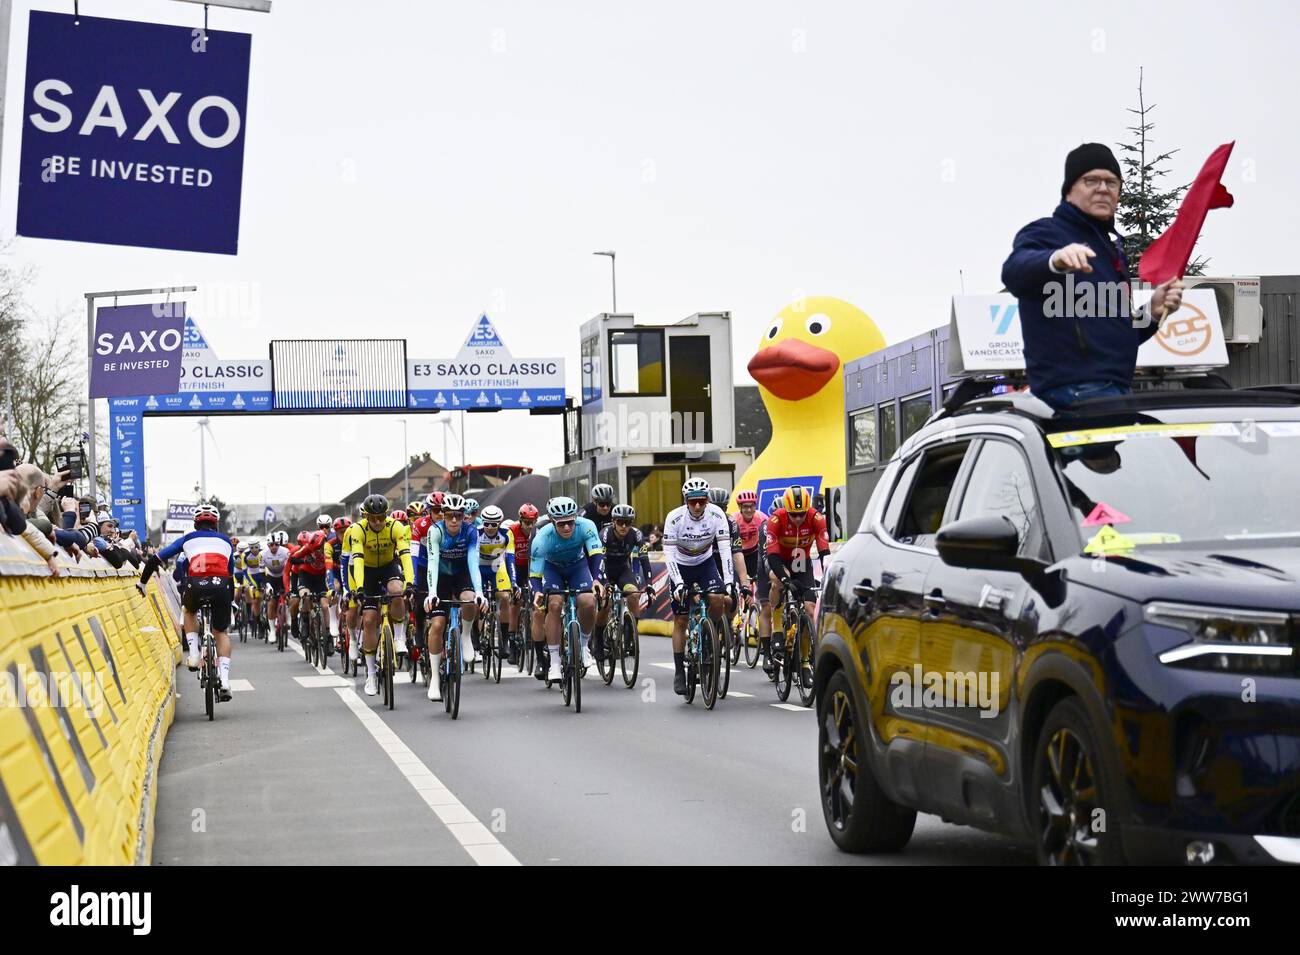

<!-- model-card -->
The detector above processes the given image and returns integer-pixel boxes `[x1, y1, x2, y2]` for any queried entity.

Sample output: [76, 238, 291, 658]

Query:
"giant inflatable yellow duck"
[734, 297, 885, 514]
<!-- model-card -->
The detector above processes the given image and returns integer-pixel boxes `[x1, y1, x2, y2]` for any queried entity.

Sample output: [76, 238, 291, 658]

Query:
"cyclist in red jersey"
[734, 490, 774, 656]
[289, 522, 330, 643]
[507, 503, 540, 663]
[765, 486, 828, 616]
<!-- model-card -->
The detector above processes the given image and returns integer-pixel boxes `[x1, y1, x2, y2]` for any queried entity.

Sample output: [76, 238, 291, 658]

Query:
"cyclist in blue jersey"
[529, 497, 605, 683]
[422, 494, 487, 702]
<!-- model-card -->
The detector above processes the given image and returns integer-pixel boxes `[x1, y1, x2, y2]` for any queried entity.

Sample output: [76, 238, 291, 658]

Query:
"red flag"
[1138, 142, 1235, 285]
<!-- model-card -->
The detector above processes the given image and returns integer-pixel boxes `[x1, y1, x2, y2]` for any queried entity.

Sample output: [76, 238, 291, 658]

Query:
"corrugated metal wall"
[1220, 275, 1300, 388]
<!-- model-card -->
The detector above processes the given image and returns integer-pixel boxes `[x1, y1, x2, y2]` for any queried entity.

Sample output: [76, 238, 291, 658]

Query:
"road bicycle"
[682, 583, 726, 710]
[597, 584, 644, 689]
[541, 587, 585, 713]
[772, 580, 817, 707]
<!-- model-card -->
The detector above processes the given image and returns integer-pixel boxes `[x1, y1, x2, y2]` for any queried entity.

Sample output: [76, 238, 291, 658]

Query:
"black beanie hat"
[1062, 143, 1122, 198]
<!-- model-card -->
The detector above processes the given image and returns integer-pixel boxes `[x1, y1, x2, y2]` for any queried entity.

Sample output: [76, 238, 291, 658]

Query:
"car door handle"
[852, 579, 874, 603]
[923, 591, 946, 613]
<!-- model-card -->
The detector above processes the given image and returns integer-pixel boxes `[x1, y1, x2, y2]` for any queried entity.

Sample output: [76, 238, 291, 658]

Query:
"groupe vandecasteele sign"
[16, 12, 252, 254]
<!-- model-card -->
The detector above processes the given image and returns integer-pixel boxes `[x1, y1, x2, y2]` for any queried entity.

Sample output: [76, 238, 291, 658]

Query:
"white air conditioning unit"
[1183, 276, 1262, 344]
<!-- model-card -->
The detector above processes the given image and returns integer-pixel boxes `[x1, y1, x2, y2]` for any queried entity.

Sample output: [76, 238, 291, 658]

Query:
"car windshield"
[1049, 421, 1300, 552]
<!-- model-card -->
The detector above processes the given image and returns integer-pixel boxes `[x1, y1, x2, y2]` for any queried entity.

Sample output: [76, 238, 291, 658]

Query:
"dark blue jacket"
[1001, 201, 1159, 394]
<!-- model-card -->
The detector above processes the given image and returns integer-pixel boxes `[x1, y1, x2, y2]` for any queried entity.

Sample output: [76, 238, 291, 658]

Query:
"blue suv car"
[816, 383, 1300, 865]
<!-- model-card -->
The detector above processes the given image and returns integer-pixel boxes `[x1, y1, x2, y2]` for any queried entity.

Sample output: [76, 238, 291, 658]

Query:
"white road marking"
[771, 703, 812, 712]
[295, 674, 351, 688]
[725, 691, 755, 698]
[334, 687, 521, 866]
[652, 663, 674, 670]
[228, 679, 255, 692]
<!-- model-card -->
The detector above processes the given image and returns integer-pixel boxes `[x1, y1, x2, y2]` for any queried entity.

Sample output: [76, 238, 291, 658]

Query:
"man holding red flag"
[1002, 143, 1187, 409]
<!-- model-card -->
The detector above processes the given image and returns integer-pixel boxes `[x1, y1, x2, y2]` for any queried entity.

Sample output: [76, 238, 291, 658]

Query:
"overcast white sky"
[3, 0, 1297, 508]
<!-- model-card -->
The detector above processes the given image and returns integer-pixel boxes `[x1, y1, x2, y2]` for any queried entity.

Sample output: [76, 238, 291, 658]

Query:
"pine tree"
[1116, 68, 1208, 277]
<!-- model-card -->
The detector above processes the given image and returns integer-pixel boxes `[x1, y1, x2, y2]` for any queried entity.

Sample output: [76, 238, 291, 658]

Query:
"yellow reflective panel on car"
[1047, 422, 1234, 447]
[1083, 524, 1137, 555]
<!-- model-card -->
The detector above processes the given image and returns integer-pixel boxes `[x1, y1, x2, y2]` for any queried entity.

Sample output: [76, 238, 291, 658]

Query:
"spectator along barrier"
[0, 531, 181, 865]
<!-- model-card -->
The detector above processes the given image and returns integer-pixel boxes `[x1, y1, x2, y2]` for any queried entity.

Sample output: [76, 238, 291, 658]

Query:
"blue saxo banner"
[17, 12, 252, 254]
[108, 397, 146, 533]
[89, 303, 185, 398]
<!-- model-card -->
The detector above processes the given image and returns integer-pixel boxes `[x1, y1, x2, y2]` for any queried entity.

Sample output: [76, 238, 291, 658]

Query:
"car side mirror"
[936, 515, 1063, 605]
[936, 515, 1022, 572]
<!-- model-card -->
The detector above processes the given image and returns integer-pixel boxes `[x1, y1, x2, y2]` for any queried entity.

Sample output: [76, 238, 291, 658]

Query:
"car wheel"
[1031, 697, 1124, 865]
[818, 669, 916, 853]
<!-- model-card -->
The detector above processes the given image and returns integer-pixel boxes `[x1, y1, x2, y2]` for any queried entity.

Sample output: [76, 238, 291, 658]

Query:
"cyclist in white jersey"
[662, 478, 733, 696]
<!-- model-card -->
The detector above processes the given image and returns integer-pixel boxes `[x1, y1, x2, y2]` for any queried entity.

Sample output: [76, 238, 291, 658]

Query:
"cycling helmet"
[518, 503, 539, 521]
[441, 494, 466, 513]
[271, 531, 289, 546]
[316, 514, 332, 529]
[247, 539, 262, 550]
[391, 510, 409, 525]
[332, 517, 347, 532]
[547, 497, 579, 519]
[611, 503, 635, 521]
[464, 498, 481, 516]
[362, 493, 389, 516]
[590, 483, 615, 504]
[407, 501, 425, 517]
[481, 505, 504, 523]
[193, 503, 220, 528]
[707, 487, 729, 507]
[427, 491, 445, 509]
[681, 477, 710, 500]
[736, 489, 758, 506]
[297, 531, 311, 545]
[781, 486, 811, 514]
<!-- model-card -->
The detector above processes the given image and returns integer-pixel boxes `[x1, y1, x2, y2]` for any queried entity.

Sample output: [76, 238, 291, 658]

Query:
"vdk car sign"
[17, 12, 252, 254]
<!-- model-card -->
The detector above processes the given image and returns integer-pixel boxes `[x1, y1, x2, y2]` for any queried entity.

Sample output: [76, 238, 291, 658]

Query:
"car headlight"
[1146, 602, 1296, 673]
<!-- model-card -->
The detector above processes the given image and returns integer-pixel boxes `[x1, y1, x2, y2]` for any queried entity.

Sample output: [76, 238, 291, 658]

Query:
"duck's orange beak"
[748, 339, 840, 401]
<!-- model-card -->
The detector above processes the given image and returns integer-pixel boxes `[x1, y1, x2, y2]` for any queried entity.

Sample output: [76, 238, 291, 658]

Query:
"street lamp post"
[314, 473, 322, 515]
[364, 456, 372, 497]
[261, 485, 268, 536]
[401, 419, 409, 505]
[593, 250, 616, 312]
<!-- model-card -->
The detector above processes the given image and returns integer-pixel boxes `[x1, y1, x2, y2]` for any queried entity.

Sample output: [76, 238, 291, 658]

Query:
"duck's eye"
[766, 318, 783, 340]
[806, 315, 831, 336]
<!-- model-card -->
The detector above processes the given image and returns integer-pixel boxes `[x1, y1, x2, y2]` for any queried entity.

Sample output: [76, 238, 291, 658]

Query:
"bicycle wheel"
[620, 611, 639, 688]
[448, 627, 461, 720]
[571, 619, 582, 714]
[700, 616, 721, 710]
[385, 621, 396, 711]
[728, 613, 741, 665]
[775, 622, 794, 702]
[597, 617, 616, 686]
[795, 612, 816, 707]
[719, 613, 733, 700]
[744, 606, 760, 669]
[203, 642, 215, 721]
[517, 607, 531, 673]
[561, 619, 575, 708]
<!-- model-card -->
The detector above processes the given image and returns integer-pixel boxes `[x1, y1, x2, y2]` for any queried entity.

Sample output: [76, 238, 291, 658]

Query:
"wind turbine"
[195, 417, 219, 500]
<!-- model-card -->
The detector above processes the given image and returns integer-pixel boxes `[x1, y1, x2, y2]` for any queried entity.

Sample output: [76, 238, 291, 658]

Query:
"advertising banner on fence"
[109, 398, 145, 532]
[90, 303, 185, 398]
[17, 12, 252, 254]
[408, 315, 565, 411]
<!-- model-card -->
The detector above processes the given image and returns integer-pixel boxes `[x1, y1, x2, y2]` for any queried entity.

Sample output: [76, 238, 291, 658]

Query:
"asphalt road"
[153, 625, 1034, 865]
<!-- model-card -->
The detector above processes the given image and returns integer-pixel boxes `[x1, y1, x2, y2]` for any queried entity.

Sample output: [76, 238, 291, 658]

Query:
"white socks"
[365, 651, 377, 678]
[218, 656, 231, 685]
[186, 633, 199, 656]
[328, 604, 339, 636]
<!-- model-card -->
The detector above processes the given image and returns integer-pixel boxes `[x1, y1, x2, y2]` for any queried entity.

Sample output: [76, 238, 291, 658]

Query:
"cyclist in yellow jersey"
[347, 493, 414, 697]
[243, 541, 265, 623]
[341, 518, 366, 666]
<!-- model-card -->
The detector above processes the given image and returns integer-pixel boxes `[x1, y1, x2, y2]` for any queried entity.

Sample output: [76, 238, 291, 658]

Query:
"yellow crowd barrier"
[0, 533, 180, 865]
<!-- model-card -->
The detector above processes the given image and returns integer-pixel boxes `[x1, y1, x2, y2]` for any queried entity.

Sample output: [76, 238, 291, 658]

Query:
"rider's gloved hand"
[424, 594, 439, 613]
[474, 594, 489, 613]
[673, 582, 689, 604]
